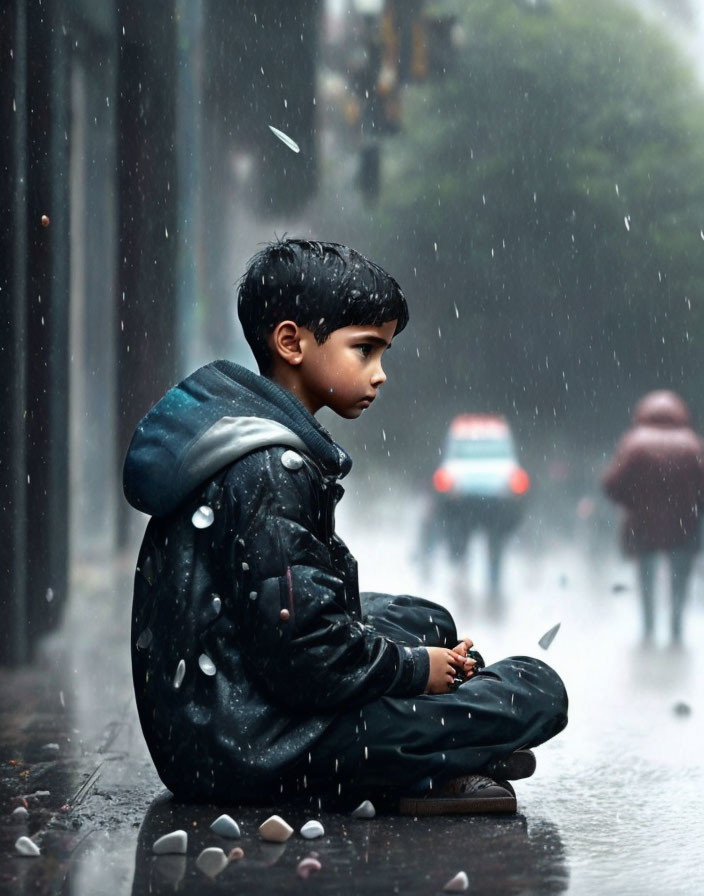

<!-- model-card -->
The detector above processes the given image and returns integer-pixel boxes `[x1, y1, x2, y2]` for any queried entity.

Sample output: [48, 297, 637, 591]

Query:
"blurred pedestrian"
[603, 390, 704, 645]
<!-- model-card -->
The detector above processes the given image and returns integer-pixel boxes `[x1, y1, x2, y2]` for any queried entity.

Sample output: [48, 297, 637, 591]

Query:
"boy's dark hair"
[237, 238, 409, 373]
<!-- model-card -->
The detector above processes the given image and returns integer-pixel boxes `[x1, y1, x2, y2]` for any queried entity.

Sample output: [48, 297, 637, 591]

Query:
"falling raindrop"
[136, 627, 153, 650]
[538, 622, 561, 650]
[268, 125, 300, 153]
[212, 595, 222, 615]
[141, 554, 155, 585]
[191, 506, 214, 529]
[173, 659, 186, 689]
[624, 215, 631, 231]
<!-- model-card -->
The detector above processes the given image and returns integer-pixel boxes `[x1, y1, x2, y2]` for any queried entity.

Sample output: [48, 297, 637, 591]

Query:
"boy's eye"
[356, 344, 373, 358]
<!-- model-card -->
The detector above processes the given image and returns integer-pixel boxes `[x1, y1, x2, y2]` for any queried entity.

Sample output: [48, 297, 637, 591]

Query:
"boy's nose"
[371, 364, 386, 387]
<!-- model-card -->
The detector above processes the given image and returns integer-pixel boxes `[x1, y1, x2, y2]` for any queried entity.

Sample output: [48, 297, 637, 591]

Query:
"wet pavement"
[2, 490, 703, 895]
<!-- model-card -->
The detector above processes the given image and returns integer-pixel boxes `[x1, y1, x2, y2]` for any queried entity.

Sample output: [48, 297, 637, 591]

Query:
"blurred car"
[419, 414, 531, 593]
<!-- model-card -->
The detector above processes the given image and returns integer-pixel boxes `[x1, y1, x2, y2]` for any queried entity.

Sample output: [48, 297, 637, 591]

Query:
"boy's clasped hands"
[424, 637, 478, 694]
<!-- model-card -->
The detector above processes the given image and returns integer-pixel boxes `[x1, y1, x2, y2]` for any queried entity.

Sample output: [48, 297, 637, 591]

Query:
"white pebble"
[210, 813, 240, 838]
[15, 836, 40, 857]
[258, 814, 293, 842]
[443, 870, 469, 892]
[11, 806, 29, 821]
[351, 799, 376, 819]
[300, 819, 325, 839]
[297, 856, 322, 879]
[195, 847, 229, 878]
[152, 830, 188, 855]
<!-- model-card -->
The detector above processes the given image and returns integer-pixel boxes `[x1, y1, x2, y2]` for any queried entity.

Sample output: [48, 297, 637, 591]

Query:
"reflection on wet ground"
[2, 494, 704, 894]
[129, 797, 567, 895]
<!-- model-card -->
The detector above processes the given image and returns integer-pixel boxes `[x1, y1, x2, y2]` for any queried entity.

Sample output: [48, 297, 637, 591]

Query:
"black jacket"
[124, 360, 429, 801]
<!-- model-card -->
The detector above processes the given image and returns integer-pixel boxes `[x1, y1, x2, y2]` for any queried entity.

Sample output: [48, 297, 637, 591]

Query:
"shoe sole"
[398, 792, 517, 816]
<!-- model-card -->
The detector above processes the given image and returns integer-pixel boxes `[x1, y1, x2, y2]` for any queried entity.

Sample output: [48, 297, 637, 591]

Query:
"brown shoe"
[399, 775, 517, 816]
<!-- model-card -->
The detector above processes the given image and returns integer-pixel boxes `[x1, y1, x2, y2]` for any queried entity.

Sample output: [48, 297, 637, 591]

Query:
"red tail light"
[510, 468, 531, 495]
[433, 468, 454, 493]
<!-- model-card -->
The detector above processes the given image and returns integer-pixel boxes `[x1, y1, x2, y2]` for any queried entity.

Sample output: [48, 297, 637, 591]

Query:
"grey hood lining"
[180, 416, 309, 488]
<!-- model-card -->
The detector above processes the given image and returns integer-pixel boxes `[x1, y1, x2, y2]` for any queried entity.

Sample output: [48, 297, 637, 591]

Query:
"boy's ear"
[270, 320, 303, 367]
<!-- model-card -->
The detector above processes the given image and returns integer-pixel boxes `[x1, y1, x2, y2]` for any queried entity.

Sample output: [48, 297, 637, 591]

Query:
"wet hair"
[237, 238, 409, 373]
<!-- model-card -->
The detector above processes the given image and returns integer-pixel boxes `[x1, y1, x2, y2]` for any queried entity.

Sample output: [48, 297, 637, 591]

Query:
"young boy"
[124, 238, 567, 813]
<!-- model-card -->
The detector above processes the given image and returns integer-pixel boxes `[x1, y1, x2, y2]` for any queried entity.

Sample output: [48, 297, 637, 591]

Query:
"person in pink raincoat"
[603, 390, 704, 644]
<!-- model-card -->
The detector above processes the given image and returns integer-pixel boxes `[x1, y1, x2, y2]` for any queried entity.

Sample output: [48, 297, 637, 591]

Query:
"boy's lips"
[359, 395, 376, 407]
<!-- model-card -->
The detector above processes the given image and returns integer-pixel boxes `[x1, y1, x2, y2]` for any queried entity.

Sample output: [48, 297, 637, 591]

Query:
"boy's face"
[297, 320, 397, 418]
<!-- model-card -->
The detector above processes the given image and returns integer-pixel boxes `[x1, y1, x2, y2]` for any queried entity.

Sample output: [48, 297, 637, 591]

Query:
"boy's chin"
[331, 406, 365, 420]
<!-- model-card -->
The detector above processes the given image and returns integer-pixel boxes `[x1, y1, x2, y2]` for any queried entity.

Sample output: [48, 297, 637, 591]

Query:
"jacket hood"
[123, 360, 352, 517]
[633, 390, 692, 428]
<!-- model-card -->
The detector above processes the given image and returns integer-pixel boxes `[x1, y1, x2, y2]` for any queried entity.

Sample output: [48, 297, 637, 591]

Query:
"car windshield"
[446, 438, 514, 461]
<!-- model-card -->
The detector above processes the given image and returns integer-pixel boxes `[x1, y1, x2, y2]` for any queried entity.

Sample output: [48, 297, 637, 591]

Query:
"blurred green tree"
[361, 0, 704, 452]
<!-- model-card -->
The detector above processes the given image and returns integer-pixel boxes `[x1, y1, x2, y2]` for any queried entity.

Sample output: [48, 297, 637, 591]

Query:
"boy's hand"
[452, 637, 479, 684]
[424, 646, 477, 694]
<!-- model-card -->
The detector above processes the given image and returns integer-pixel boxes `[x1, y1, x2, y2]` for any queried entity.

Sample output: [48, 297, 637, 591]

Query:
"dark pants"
[637, 549, 696, 643]
[308, 594, 568, 797]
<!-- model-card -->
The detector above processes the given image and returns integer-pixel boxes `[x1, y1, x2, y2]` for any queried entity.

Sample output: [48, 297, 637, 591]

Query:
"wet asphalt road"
[1, 486, 703, 895]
